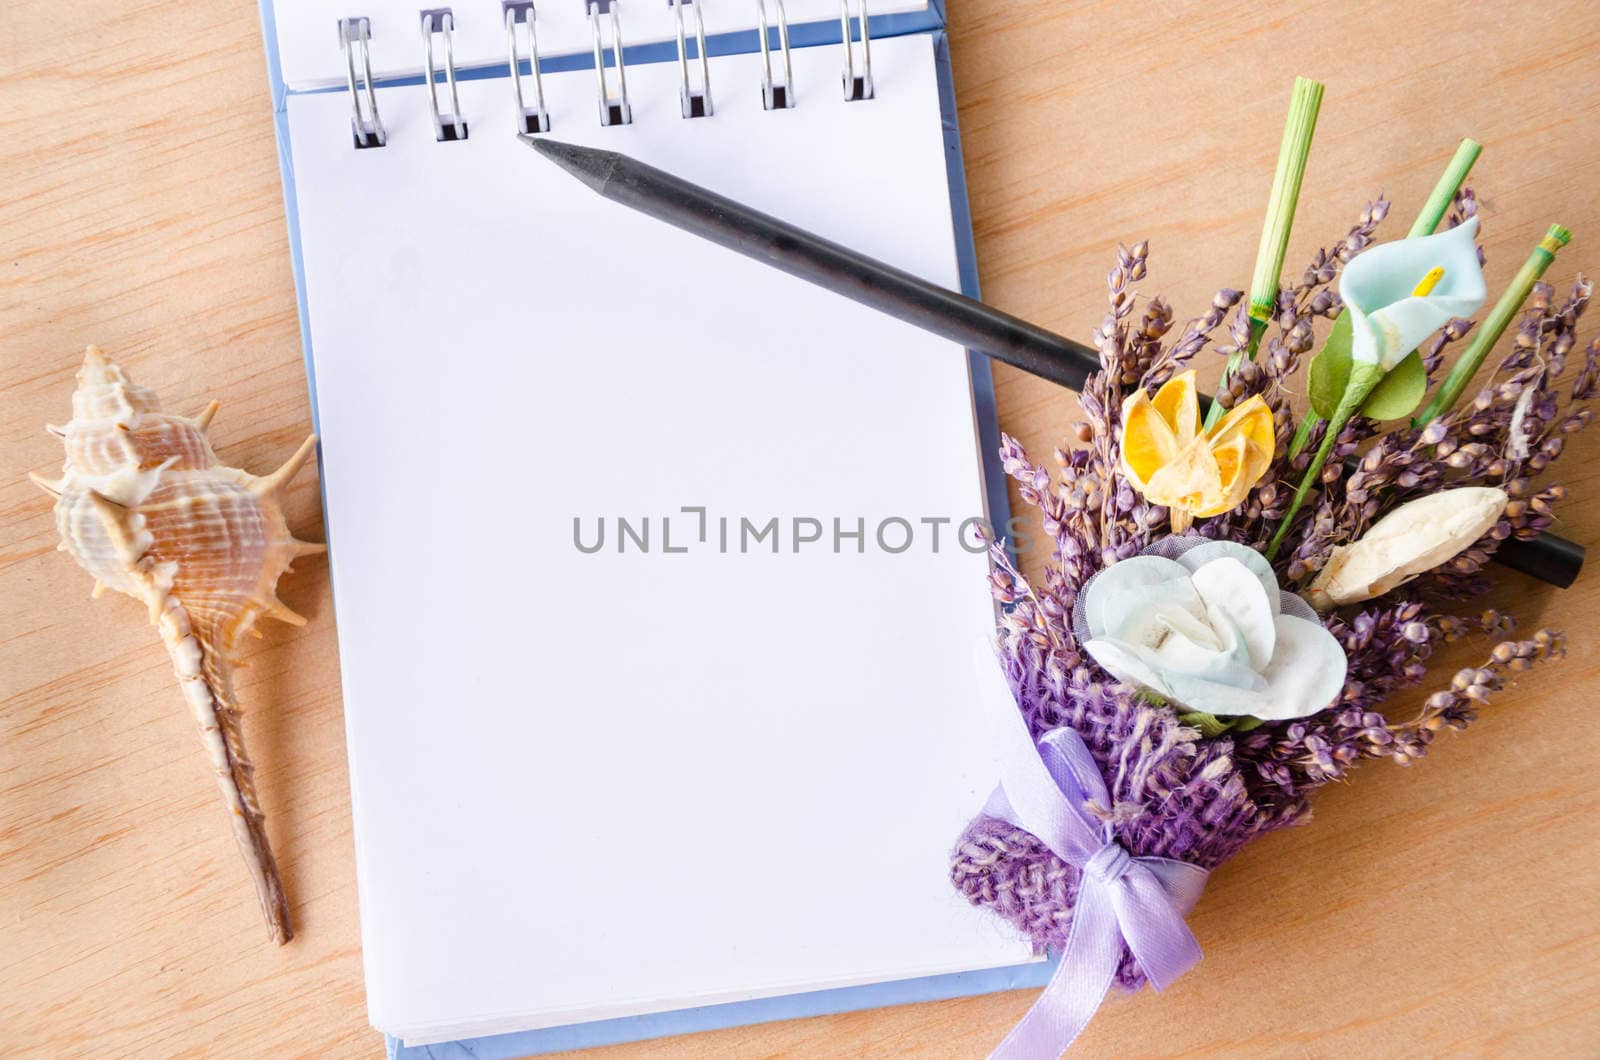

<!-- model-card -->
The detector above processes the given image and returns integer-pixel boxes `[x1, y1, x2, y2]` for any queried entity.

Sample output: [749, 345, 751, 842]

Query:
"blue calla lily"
[1268, 217, 1490, 560]
[1341, 216, 1487, 369]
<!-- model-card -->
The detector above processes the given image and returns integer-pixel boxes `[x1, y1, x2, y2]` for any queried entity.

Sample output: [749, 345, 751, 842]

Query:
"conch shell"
[30, 346, 322, 944]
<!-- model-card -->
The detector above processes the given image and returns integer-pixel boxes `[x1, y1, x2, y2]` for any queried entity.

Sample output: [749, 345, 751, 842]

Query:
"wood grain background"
[3, 1, 1598, 1055]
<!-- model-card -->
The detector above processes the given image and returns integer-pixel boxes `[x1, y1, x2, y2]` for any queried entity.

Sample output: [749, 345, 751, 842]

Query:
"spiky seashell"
[30, 346, 323, 945]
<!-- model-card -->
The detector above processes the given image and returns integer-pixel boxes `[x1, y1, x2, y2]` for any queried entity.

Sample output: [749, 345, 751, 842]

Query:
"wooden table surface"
[5, 1, 1599, 1055]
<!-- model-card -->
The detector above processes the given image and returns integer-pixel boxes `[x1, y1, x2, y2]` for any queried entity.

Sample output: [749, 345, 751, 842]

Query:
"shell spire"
[33, 346, 324, 945]
[251, 434, 319, 496]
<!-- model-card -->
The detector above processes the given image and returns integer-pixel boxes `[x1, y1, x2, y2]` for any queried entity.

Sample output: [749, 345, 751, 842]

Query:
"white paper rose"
[1074, 539, 1347, 721]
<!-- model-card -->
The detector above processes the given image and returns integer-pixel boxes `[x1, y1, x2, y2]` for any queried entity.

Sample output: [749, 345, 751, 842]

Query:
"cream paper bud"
[1308, 487, 1509, 609]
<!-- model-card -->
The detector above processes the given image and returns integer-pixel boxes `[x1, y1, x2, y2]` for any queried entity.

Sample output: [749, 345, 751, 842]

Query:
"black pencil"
[521, 135, 1583, 590]
[520, 135, 1102, 391]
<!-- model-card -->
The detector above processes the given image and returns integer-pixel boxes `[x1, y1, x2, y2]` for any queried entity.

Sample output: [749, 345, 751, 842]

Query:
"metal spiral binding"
[503, 1, 551, 133]
[586, 1, 632, 126]
[756, 0, 794, 109]
[421, 9, 469, 140]
[669, 0, 712, 118]
[338, 17, 386, 148]
[838, 0, 873, 101]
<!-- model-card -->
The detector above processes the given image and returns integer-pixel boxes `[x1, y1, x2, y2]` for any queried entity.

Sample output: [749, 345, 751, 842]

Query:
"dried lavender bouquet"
[951, 80, 1586, 1057]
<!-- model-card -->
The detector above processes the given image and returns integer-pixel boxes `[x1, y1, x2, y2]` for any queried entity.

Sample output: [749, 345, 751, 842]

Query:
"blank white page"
[269, 0, 930, 90]
[287, 31, 1032, 1045]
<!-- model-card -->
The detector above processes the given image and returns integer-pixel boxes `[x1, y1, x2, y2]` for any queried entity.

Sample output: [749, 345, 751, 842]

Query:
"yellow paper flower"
[1120, 371, 1274, 532]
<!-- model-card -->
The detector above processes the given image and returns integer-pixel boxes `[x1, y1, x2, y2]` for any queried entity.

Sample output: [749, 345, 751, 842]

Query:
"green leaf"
[1360, 349, 1427, 420]
[1232, 716, 1266, 733]
[1176, 711, 1235, 738]
[1307, 312, 1353, 419]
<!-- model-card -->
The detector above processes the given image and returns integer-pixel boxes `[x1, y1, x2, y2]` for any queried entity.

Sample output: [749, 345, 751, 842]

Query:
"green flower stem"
[1286, 412, 1319, 461]
[1406, 138, 1482, 239]
[1178, 711, 1267, 738]
[1267, 363, 1383, 560]
[1413, 223, 1572, 428]
[1247, 78, 1325, 332]
[1206, 77, 1324, 430]
[1177, 712, 1235, 738]
[1286, 138, 1484, 459]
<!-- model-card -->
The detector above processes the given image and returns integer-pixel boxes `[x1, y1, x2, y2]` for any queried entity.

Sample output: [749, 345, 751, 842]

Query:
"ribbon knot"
[974, 641, 1210, 1058]
[1083, 841, 1132, 886]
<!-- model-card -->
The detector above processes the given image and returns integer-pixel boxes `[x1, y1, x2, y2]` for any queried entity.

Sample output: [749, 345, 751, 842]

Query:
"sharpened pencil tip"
[518, 135, 618, 194]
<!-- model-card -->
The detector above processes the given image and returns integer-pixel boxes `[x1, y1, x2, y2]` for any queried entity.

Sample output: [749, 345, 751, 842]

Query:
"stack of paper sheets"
[267, 0, 1036, 1046]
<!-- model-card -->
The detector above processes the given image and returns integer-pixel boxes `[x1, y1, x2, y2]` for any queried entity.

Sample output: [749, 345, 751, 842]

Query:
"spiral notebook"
[259, 1, 1049, 1054]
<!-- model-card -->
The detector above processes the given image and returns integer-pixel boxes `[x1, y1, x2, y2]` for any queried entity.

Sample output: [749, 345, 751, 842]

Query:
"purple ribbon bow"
[974, 641, 1209, 1058]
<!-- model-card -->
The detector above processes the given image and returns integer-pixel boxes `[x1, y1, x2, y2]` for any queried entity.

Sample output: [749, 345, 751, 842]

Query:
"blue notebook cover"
[258, 4, 1050, 1054]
